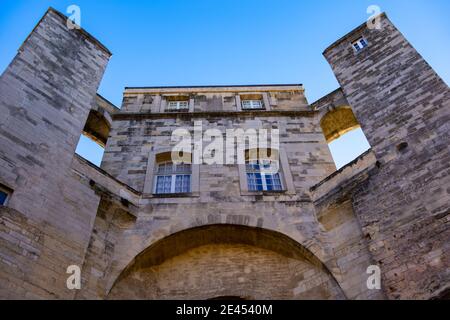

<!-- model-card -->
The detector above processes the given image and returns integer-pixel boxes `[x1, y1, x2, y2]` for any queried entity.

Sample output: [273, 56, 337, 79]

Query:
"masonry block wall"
[323, 13, 450, 299]
[75, 82, 385, 300]
[101, 86, 335, 193]
[0, 8, 111, 298]
[90, 85, 361, 299]
[108, 243, 346, 300]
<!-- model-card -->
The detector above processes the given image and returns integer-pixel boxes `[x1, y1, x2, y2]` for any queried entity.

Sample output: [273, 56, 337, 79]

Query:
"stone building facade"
[0, 8, 448, 300]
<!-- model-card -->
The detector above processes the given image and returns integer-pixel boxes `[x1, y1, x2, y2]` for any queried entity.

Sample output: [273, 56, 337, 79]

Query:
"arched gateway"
[107, 225, 346, 300]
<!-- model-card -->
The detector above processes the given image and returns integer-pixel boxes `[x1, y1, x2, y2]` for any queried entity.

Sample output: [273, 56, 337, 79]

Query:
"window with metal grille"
[167, 101, 189, 111]
[242, 100, 264, 110]
[154, 162, 192, 194]
[246, 159, 283, 191]
[352, 37, 368, 52]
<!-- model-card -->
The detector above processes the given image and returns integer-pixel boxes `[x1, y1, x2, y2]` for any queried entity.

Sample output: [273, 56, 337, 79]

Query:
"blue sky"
[1, 1, 449, 168]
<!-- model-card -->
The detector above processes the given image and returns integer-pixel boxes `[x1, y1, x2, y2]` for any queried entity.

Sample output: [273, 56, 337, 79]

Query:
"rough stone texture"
[120, 85, 309, 114]
[323, 13, 450, 299]
[310, 150, 384, 299]
[101, 110, 335, 193]
[109, 243, 345, 300]
[0, 8, 111, 299]
[0, 9, 448, 300]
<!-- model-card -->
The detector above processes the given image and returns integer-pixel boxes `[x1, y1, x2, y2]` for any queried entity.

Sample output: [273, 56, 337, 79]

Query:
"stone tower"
[0, 8, 112, 298]
[323, 13, 450, 299]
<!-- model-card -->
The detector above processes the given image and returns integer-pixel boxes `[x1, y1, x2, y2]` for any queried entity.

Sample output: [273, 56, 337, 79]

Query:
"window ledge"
[240, 190, 290, 196]
[166, 109, 190, 113]
[145, 192, 200, 199]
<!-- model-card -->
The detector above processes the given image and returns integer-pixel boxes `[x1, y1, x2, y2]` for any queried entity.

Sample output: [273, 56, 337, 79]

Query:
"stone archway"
[82, 109, 111, 147]
[107, 225, 346, 300]
[320, 106, 361, 143]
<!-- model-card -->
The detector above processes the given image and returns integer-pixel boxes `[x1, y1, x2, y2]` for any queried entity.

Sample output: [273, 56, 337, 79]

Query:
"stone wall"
[310, 150, 385, 299]
[324, 13, 450, 299]
[102, 92, 335, 194]
[109, 243, 345, 300]
[0, 8, 111, 298]
[120, 85, 309, 114]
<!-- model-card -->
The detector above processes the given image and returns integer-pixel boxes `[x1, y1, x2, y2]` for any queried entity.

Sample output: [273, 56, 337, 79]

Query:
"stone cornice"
[112, 110, 317, 120]
[123, 84, 304, 95]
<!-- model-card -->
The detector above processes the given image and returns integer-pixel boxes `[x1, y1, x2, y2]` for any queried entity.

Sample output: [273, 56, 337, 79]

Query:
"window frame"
[144, 150, 200, 197]
[241, 99, 265, 110]
[245, 159, 284, 192]
[153, 161, 192, 194]
[352, 37, 369, 52]
[166, 100, 190, 112]
[238, 148, 296, 196]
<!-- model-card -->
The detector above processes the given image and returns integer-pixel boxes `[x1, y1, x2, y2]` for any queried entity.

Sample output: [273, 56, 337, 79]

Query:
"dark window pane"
[0, 191, 7, 205]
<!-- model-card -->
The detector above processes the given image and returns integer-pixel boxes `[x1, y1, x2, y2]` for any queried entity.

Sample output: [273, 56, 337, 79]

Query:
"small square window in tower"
[352, 37, 368, 52]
